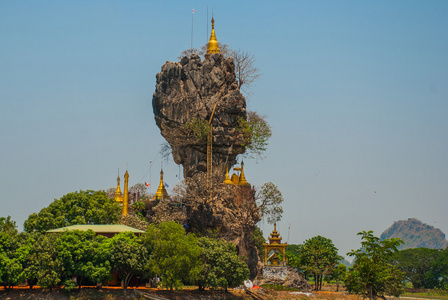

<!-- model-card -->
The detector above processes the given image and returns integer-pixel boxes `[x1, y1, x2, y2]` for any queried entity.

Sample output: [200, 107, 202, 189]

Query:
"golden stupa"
[114, 170, 129, 216]
[223, 161, 250, 186]
[152, 169, 168, 201]
[206, 17, 220, 57]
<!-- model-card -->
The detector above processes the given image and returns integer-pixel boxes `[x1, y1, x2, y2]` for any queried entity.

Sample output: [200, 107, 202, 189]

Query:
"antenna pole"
[288, 223, 291, 243]
[207, 6, 209, 41]
[149, 160, 152, 195]
[191, 9, 195, 50]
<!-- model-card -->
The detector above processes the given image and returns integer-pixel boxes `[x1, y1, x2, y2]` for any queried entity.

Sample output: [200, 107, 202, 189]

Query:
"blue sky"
[1, 0, 447, 258]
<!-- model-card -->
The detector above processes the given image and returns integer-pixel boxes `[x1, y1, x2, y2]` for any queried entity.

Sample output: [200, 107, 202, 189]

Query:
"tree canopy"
[196, 237, 249, 291]
[257, 182, 284, 225]
[299, 236, 341, 291]
[391, 247, 441, 288]
[144, 221, 202, 290]
[346, 231, 405, 299]
[24, 190, 121, 233]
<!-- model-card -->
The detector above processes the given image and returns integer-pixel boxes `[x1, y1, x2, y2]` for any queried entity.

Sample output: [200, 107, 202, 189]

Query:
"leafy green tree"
[144, 221, 202, 290]
[0, 216, 18, 235]
[428, 247, 448, 290]
[196, 237, 249, 291]
[327, 263, 347, 292]
[108, 232, 148, 290]
[24, 190, 121, 233]
[346, 231, 405, 299]
[21, 233, 62, 289]
[0, 217, 24, 289]
[55, 230, 111, 289]
[300, 236, 341, 291]
[285, 244, 303, 271]
[391, 247, 441, 288]
[239, 111, 272, 160]
[257, 182, 284, 225]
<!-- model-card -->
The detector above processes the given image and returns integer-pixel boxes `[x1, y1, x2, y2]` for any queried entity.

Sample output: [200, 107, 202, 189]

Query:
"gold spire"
[206, 17, 220, 55]
[153, 169, 168, 200]
[238, 161, 250, 186]
[115, 173, 123, 203]
[122, 170, 129, 216]
[223, 165, 233, 184]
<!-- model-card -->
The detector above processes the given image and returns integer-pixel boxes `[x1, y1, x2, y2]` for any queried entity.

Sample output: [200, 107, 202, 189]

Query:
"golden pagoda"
[206, 17, 220, 57]
[238, 161, 250, 186]
[223, 162, 250, 186]
[114, 173, 124, 203]
[263, 224, 287, 266]
[122, 170, 129, 216]
[223, 165, 233, 184]
[152, 169, 168, 200]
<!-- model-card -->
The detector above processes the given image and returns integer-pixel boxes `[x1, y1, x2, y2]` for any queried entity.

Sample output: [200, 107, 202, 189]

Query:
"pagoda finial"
[115, 169, 123, 203]
[238, 161, 250, 186]
[153, 168, 168, 200]
[223, 165, 233, 184]
[122, 169, 129, 216]
[206, 16, 220, 55]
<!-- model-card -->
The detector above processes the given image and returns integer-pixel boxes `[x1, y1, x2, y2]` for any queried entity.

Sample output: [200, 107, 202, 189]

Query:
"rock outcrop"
[152, 53, 247, 178]
[254, 267, 312, 291]
[381, 218, 448, 250]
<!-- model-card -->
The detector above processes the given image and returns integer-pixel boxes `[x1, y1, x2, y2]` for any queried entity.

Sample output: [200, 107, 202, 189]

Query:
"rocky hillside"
[380, 218, 448, 249]
[152, 53, 247, 178]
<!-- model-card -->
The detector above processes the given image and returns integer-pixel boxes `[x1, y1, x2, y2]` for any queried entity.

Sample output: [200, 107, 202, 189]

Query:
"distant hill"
[380, 218, 448, 250]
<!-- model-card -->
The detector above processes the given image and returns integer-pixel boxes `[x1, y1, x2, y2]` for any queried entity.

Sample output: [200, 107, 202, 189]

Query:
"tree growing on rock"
[180, 43, 259, 94]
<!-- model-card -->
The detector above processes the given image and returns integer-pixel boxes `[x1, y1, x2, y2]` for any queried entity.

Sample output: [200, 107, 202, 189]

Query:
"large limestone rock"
[255, 267, 312, 292]
[152, 53, 247, 178]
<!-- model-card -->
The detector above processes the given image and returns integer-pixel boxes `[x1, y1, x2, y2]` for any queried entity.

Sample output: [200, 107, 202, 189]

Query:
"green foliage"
[285, 244, 303, 271]
[327, 263, 347, 291]
[20, 233, 62, 289]
[55, 230, 111, 289]
[144, 221, 202, 290]
[0, 217, 24, 289]
[257, 182, 284, 225]
[249, 227, 266, 259]
[300, 236, 341, 291]
[238, 111, 272, 160]
[185, 118, 211, 142]
[346, 231, 405, 299]
[107, 232, 148, 290]
[0, 216, 18, 235]
[24, 190, 121, 233]
[131, 201, 146, 220]
[391, 247, 441, 288]
[429, 247, 448, 290]
[196, 237, 249, 291]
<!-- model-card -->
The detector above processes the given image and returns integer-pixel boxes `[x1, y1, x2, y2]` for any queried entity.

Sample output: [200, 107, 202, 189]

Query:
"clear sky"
[1, 0, 447, 258]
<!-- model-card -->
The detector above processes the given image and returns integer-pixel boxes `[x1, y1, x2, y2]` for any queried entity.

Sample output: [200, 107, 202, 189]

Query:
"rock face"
[255, 267, 312, 291]
[153, 53, 247, 178]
